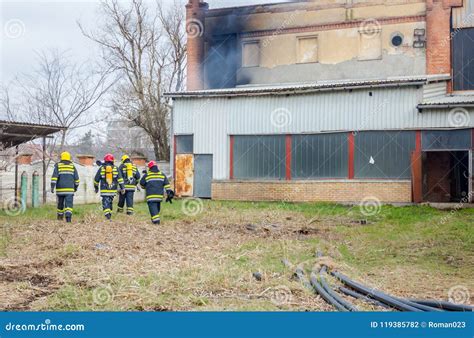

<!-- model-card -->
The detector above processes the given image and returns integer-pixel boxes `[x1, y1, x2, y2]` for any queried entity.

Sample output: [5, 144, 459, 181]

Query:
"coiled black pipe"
[408, 299, 474, 312]
[331, 271, 422, 312]
[309, 272, 348, 312]
[319, 266, 359, 311]
[339, 286, 391, 309]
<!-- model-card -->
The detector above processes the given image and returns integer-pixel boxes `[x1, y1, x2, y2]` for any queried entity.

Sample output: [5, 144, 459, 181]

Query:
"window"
[297, 36, 318, 63]
[390, 33, 404, 47]
[354, 131, 416, 179]
[358, 28, 382, 61]
[292, 133, 348, 178]
[233, 135, 286, 179]
[176, 135, 193, 154]
[242, 41, 260, 67]
[452, 28, 474, 91]
[422, 129, 471, 150]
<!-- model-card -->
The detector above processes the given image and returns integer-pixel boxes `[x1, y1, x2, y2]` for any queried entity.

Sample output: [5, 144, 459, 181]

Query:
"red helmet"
[104, 153, 114, 162]
[147, 161, 156, 169]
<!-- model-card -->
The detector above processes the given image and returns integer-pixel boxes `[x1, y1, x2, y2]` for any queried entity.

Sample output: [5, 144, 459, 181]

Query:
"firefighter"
[139, 161, 174, 224]
[117, 155, 140, 215]
[94, 154, 125, 220]
[51, 151, 79, 222]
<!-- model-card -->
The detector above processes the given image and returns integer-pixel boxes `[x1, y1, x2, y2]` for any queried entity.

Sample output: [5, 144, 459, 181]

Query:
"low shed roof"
[0, 120, 66, 148]
[165, 74, 451, 98]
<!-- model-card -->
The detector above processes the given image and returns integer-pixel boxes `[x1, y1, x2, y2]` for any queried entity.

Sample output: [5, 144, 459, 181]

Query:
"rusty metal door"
[175, 154, 194, 197]
[193, 154, 213, 198]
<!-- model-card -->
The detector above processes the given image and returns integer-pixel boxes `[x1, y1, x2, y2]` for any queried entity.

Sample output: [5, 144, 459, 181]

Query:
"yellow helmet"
[60, 151, 71, 161]
[121, 154, 130, 162]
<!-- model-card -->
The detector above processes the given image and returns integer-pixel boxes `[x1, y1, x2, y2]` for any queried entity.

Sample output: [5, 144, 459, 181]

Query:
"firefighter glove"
[94, 186, 99, 194]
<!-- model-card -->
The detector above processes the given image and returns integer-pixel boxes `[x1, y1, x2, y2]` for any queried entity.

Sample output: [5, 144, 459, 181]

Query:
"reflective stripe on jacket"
[139, 167, 171, 202]
[51, 161, 79, 195]
[94, 162, 124, 196]
[118, 161, 141, 191]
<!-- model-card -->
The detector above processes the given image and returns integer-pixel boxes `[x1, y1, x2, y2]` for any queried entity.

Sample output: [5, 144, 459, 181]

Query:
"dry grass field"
[0, 200, 473, 311]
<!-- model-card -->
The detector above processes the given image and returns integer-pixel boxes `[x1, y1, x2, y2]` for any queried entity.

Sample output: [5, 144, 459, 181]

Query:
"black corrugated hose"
[331, 271, 434, 312]
[319, 266, 359, 311]
[339, 286, 391, 309]
[408, 299, 474, 312]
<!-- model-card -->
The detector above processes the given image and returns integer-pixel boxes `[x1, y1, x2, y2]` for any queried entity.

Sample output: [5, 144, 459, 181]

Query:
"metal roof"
[0, 120, 66, 148]
[418, 95, 474, 109]
[165, 74, 451, 98]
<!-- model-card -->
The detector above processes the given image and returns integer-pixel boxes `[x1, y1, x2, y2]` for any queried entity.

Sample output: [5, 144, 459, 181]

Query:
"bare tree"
[17, 49, 113, 152]
[0, 85, 17, 121]
[80, 0, 186, 160]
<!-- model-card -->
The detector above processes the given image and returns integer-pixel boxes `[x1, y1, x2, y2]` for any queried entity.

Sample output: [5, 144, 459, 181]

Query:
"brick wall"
[426, 0, 463, 92]
[212, 180, 412, 203]
[186, 0, 208, 91]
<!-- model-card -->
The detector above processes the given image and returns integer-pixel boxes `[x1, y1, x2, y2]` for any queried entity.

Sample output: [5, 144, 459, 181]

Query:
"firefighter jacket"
[118, 161, 140, 191]
[139, 167, 171, 202]
[51, 160, 80, 195]
[94, 162, 125, 196]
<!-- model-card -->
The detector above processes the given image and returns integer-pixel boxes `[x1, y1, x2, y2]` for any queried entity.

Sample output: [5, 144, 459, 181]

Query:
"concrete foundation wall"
[212, 180, 412, 203]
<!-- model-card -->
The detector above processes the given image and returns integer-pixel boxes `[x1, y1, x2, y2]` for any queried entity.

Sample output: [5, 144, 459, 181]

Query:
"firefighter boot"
[65, 215, 72, 223]
[57, 214, 64, 221]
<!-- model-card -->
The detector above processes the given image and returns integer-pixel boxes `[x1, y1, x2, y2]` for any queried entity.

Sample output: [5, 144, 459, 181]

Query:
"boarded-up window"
[354, 131, 416, 179]
[358, 29, 382, 61]
[453, 28, 474, 91]
[297, 36, 318, 63]
[292, 133, 347, 178]
[242, 41, 260, 67]
[176, 135, 193, 154]
[233, 135, 286, 179]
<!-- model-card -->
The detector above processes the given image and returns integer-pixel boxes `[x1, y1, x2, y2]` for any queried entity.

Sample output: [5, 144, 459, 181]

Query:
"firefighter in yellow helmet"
[117, 155, 140, 215]
[51, 151, 79, 222]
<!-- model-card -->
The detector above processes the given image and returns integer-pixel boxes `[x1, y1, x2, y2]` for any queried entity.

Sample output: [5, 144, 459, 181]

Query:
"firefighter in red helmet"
[94, 154, 124, 220]
[139, 161, 174, 224]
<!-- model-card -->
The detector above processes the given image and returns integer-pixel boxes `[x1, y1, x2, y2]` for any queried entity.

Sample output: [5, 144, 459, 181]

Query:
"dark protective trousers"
[57, 194, 74, 218]
[101, 195, 114, 219]
[147, 201, 161, 224]
[118, 191, 135, 215]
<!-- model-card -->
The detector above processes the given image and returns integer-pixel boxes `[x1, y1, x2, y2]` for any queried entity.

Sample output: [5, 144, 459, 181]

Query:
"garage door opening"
[422, 151, 470, 203]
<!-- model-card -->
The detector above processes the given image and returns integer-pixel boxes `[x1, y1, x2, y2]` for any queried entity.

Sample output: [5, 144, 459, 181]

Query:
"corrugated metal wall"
[453, 0, 474, 28]
[173, 86, 474, 179]
[422, 82, 447, 100]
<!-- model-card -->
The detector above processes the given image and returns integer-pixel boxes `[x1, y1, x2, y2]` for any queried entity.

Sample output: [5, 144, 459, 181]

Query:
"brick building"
[166, 0, 474, 204]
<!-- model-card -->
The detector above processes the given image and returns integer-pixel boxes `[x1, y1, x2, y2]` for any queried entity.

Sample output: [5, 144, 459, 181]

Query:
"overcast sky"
[0, 0, 290, 84]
